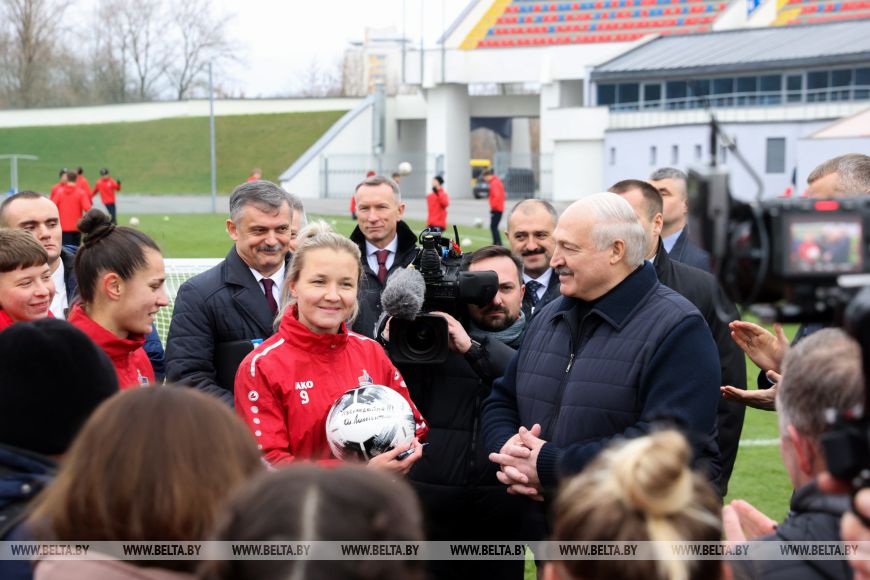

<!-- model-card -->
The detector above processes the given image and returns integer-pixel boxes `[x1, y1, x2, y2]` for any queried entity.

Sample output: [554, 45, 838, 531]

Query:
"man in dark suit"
[166, 180, 304, 405]
[611, 179, 746, 495]
[649, 167, 711, 272]
[505, 199, 561, 320]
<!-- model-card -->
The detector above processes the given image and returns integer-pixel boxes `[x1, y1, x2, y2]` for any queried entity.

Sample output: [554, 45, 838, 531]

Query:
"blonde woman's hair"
[275, 221, 363, 329]
[551, 430, 723, 580]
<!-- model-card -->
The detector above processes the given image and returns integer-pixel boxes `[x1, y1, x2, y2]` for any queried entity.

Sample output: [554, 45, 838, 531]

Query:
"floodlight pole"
[208, 62, 217, 213]
[0, 154, 38, 194]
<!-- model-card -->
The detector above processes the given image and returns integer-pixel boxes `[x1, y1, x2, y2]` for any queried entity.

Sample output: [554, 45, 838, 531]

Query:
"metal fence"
[493, 153, 553, 200]
[320, 153, 440, 199]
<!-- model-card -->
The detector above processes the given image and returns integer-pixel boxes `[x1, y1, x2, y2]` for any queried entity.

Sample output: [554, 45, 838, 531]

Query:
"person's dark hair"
[74, 209, 161, 304]
[76, 166, 84, 175]
[99, 168, 109, 176]
[609, 179, 664, 219]
[0, 191, 46, 227]
[391, 172, 401, 180]
[0, 229, 48, 273]
[463, 245, 523, 285]
[354, 175, 401, 203]
[199, 465, 425, 580]
[434, 175, 444, 186]
[65, 171, 77, 182]
[228, 180, 302, 224]
[551, 430, 723, 580]
[58, 168, 68, 178]
[0, 319, 119, 456]
[29, 387, 262, 572]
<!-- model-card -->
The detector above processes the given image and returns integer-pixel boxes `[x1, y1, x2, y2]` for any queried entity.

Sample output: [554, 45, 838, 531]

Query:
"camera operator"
[385, 245, 529, 580]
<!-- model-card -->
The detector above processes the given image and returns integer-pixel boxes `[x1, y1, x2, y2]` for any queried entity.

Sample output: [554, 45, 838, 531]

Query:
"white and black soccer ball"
[397, 161, 412, 176]
[325, 385, 415, 462]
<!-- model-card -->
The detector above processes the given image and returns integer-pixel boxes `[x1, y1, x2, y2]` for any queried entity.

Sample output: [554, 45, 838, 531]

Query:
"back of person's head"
[199, 464, 425, 580]
[434, 175, 444, 185]
[549, 430, 723, 580]
[608, 179, 664, 218]
[777, 328, 864, 440]
[76, 167, 84, 175]
[228, 180, 301, 224]
[65, 171, 77, 182]
[278, 220, 362, 323]
[807, 153, 870, 196]
[0, 229, 48, 273]
[29, 387, 262, 568]
[0, 319, 119, 455]
[99, 167, 109, 176]
[74, 209, 160, 305]
[58, 168, 68, 179]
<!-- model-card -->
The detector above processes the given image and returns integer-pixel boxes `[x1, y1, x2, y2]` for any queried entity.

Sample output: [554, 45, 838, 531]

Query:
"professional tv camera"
[687, 165, 870, 324]
[385, 228, 498, 365]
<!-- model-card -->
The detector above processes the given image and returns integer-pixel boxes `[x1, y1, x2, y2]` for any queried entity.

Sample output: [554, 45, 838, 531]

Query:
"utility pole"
[209, 62, 217, 213]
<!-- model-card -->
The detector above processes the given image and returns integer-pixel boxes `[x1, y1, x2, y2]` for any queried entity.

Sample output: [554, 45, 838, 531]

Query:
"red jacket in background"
[235, 305, 428, 467]
[76, 175, 90, 197]
[427, 187, 449, 229]
[93, 176, 121, 205]
[50, 183, 92, 232]
[0, 310, 15, 332]
[488, 175, 505, 212]
[68, 304, 154, 389]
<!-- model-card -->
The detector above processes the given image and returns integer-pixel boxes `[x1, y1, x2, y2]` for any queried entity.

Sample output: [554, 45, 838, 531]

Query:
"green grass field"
[0, 111, 345, 194]
[135, 212, 796, 521]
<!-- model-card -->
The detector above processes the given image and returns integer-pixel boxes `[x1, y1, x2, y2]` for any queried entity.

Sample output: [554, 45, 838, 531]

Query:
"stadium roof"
[591, 22, 870, 81]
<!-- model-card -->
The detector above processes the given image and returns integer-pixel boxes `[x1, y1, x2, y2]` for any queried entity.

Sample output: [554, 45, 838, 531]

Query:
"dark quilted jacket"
[482, 262, 722, 489]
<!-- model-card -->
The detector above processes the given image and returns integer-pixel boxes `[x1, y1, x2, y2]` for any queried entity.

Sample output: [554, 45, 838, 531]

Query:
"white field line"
[739, 438, 779, 447]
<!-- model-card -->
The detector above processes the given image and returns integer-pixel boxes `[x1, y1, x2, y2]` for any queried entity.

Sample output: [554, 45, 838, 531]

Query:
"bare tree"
[165, 0, 235, 100]
[292, 57, 344, 97]
[0, 0, 70, 107]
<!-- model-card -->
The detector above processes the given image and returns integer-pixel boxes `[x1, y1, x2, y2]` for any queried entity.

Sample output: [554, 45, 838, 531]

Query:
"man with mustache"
[506, 199, 561, 320]
[389, 245, 528, 580]
[166, 180, 304, 405]
[482, 193, 722, 533]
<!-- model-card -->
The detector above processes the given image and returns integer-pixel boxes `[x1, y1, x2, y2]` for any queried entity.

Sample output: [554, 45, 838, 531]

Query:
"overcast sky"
[215, 0, 471, 97]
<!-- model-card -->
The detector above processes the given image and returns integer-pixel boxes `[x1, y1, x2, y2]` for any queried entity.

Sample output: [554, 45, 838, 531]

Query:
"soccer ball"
[129, 217, 140, 226]
[397, 161, 412, 176]
[325, 385, 415, 462]
[461, 237, 472, 247]
[473, 217, 483, 228]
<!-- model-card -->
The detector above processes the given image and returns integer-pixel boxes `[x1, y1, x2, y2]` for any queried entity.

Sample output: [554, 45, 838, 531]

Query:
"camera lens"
[406, 320, 437, 355]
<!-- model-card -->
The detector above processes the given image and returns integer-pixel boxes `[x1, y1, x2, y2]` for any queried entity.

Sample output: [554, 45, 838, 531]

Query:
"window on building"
[736, 76, 758, 105]
[766, 138, 786, 174]
[856, 68, 870, 99]
[559, 79, 584, 108]
[760, 75, 782, 104]
[666, 81, 688, 108]
[671, 145, 679, 165]
[597, 84, 616, 106]
[610, 147, 616, 166]
[831, 69, 853, 101]
[650, 146, 657, 166]
[617, 83, 640, 107]
[807, 71, 829, 102]
[712, 77, 734, 107]
[643, 83, 662, 108]
[786, 74, 803, 103]
[694, 144, 703, 162]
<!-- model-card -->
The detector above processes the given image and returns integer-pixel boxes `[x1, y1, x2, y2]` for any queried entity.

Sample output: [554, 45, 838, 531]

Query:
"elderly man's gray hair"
[575, 192, 647, 268]
[649, 167, 688, 182]
[777, 328, 864, 439]
[229, 180, 303, 223]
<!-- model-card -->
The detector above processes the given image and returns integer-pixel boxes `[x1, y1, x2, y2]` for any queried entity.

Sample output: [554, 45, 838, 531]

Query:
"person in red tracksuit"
[486, 168, 506, 246]
[426, 175, 449, 232]
[75, 167, 90, 200]
[68, 210, 169, 388]
[50, 170, 91, 247]
[235, 222, 428, 471]
[92, 168, 122, 224]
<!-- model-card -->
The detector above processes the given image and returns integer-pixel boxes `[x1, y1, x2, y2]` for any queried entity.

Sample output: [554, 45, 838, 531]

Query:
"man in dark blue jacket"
[482, 192, 721, 511]
[166, 181, 303, 405]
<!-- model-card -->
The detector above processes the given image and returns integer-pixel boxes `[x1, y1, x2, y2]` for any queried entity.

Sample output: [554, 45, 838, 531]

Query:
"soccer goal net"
[155, 258, 223, 345]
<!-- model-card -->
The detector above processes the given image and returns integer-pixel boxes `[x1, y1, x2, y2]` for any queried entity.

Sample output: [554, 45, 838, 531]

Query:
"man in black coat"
[389, 246, 529, 580]
[612, 179, 746, 495]
[649, 167, 711, 272]
[505, 199, 561, 321]
[349, 175, 418, 338]
[723, 329, 859, 580]
[166, 181, 303, 405]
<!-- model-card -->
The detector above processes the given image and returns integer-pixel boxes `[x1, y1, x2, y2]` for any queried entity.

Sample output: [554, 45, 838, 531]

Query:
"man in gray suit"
[649, 167, 711, 272]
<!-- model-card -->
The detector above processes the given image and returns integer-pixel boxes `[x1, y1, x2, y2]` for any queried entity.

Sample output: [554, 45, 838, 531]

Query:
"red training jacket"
[50, 183, 92, 232]
[427, 187, 450, 229]
[488, 175, 505, 212]
[68, 304, 154, 389]
[92, 176, 121, 205]
[76, 175, 91, 197]
[235, 305, 428, 466]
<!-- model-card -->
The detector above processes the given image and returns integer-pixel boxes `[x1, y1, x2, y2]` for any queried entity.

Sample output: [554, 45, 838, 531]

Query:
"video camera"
[388, 228, 498, 365]
[687, 165, 870, 324]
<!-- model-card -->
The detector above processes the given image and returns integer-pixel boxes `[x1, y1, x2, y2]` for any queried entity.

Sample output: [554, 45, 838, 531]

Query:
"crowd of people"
[0, 153, 869, 580]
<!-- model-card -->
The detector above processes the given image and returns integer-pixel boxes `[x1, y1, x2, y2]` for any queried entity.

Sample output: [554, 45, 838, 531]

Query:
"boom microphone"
[381, 267, 425, 320]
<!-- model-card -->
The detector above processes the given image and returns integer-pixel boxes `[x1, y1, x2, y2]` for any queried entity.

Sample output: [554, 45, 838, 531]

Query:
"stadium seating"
[471, 0, 728, 47]
[774, 0, 870, 25]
